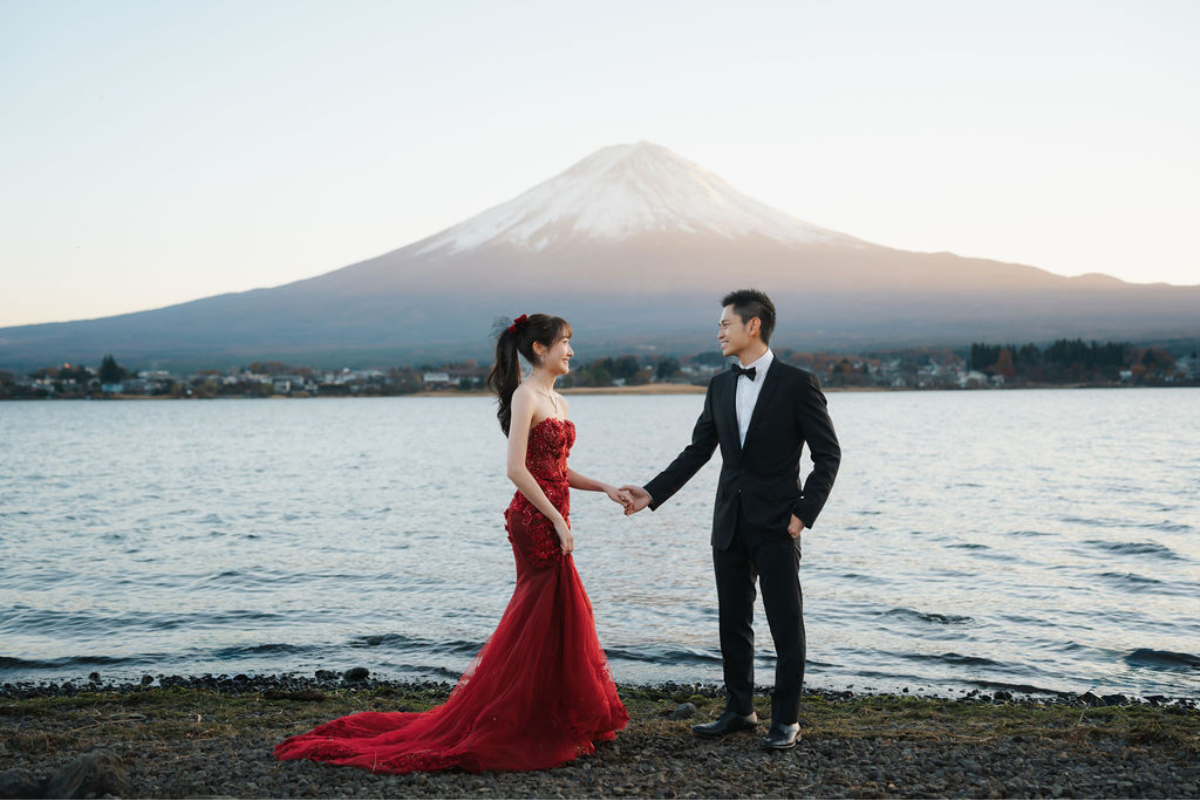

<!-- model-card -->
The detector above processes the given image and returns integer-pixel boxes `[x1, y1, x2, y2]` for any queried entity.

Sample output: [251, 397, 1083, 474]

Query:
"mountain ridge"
[2, 141, 1197, 370]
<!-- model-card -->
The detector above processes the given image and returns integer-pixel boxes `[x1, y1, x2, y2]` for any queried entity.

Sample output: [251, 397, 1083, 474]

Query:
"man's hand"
[619, 485, 652, 516]
[604, 484, 634, 512]
[788, 514, 806, 539]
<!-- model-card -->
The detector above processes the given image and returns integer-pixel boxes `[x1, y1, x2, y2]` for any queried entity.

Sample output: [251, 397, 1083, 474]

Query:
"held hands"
[601, 483, 648, 516]
[603, 484, 634, 513]
[618, 485, 651, 516]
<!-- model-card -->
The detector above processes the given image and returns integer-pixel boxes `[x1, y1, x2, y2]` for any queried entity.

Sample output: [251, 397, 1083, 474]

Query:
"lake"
[1, 388, 1197, 698]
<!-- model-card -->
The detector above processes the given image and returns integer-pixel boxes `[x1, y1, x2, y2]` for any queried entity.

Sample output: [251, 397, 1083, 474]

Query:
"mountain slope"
[1, 142, 1197, 370]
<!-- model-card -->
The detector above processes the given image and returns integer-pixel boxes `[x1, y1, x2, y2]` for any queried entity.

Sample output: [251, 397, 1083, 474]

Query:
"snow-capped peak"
[417, 141, 852, 254]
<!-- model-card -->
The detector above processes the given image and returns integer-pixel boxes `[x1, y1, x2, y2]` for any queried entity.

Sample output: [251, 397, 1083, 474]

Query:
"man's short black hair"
[721, 288, 776, 345]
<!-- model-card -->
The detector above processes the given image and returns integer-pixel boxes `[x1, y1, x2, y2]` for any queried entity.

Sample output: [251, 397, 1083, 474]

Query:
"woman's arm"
[568, 468, 628, 507]
[507, 389, 573, 553]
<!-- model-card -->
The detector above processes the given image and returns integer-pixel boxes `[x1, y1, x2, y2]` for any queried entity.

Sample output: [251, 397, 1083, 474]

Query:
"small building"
[959, 370, 989, 388]
[1176, 355, 1200, 380]
[422, 372, 454, 390]
[446, 367, 490, 388]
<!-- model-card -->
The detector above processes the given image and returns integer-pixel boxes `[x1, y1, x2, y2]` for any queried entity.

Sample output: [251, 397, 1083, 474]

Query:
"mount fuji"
[2, 141, 1197, 369]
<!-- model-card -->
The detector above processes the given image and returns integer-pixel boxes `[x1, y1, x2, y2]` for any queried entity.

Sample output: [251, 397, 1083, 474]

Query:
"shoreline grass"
[3, 682, 1196, 798]
[5, 684, 1196, 753]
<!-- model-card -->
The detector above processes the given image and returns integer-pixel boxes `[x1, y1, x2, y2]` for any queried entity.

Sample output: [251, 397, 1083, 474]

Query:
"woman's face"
[538, 333, 574, 376]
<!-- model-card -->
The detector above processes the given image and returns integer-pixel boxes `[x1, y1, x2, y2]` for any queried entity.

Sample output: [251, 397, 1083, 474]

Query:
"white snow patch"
[417, 142, 853, 255]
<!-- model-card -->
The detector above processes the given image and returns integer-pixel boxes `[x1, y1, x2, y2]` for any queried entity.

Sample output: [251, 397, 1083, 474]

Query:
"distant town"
[1, 339, 1197, 400]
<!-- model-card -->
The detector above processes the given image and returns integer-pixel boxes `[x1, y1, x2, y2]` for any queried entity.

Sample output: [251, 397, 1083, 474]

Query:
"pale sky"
[2, 0, 1197, 327]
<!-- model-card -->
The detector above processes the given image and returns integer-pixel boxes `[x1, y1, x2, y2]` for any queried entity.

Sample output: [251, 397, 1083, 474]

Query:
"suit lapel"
[721, 371, 741, 460]
[743, 360, 782, 451]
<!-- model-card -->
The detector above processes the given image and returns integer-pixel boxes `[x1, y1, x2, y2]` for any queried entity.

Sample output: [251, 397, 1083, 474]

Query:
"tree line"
[969, 339, 1181, 383]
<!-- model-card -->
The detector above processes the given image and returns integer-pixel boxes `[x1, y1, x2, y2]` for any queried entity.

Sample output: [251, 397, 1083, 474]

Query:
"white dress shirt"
[735, 349, 774, 446]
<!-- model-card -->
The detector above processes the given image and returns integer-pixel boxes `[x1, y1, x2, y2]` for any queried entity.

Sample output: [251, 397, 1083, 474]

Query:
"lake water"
[1, 389, 1197, 699]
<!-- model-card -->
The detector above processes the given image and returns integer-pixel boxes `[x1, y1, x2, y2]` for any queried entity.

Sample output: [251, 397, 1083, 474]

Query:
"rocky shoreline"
[2, 671, 1197, 798]
[4, 669, 1197, 710]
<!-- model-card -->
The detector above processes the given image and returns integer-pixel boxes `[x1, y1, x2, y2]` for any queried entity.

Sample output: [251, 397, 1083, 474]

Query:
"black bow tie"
[731, 364, 757, 380]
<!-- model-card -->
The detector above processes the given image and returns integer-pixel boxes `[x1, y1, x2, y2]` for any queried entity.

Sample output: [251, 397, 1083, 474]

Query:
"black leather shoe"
[691, 710, 758, 738]
[760, 722, 801, 749]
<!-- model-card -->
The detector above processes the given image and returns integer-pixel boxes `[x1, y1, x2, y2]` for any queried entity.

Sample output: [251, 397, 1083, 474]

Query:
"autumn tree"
[989, 349, 1016, 380]
[98, 354, 126, 384]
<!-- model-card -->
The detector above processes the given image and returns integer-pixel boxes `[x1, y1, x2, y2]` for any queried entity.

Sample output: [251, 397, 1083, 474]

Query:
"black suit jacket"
[644, 360, 841, 550]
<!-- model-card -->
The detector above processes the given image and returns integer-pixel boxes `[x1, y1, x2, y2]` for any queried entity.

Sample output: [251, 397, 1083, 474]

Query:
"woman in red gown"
[275, 313, 630, 774]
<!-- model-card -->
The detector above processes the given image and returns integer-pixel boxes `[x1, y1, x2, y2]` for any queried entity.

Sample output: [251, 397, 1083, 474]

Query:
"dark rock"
[87, 672, 100, 683]
[1102, 693, 1128, 707]
[669, 702, 696, 720]
[993, 690, 1013, 702]
[1077, 691, 1103, 707]
[43, 751, 128, 799]
[0, 769, 46, 800]
[344, 667, 370, 681]
[141, 674, 154, 686]
[314, 669, 338, 681]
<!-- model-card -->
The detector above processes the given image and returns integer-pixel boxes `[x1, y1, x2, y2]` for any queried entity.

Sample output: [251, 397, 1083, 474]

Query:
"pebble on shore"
[1, 673, 1196, 799]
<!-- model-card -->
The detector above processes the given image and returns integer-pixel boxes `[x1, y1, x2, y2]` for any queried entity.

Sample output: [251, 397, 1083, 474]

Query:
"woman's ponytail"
[487, 325, 523, 437]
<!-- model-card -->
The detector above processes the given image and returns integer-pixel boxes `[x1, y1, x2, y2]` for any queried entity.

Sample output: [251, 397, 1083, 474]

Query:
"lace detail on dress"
[504, 418, 575, 570]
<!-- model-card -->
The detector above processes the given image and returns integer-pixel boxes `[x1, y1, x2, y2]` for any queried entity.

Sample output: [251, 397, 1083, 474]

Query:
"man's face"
[718, 305, 757, 358]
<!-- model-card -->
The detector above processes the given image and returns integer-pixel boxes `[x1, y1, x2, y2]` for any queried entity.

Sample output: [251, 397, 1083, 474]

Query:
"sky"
[2, 0, 1198, 327]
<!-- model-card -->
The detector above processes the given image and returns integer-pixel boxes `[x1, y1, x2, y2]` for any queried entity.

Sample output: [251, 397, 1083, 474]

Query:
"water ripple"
[2, 390, 1198, 698]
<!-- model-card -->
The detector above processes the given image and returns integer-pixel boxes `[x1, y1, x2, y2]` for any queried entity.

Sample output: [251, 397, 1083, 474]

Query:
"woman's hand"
[603, 483, 633, 512]
[554, 518, 574, 555]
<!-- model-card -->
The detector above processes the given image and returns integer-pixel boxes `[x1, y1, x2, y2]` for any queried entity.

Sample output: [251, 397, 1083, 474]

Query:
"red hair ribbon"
[507, 314, 528, 333]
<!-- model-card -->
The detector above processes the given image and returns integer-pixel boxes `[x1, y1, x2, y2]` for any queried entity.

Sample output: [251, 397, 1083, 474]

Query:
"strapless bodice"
[525, 417, 574, 482]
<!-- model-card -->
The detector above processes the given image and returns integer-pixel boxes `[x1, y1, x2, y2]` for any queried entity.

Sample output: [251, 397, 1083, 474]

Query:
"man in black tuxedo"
[621, 288, 840, 749]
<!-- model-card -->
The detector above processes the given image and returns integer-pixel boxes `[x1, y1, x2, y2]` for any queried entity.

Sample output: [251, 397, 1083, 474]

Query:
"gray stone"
[0, 769, 45, 800]
[43, 751, 128, 799]
[669, 702, 697, 720]
[344, 667, 370, 681]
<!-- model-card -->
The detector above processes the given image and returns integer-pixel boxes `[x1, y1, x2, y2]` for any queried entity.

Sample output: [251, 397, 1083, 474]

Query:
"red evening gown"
[274, 417, 629, 774]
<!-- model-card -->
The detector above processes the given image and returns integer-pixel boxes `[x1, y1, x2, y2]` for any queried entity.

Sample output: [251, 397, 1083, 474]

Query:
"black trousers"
[713, 518, 805, 725]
